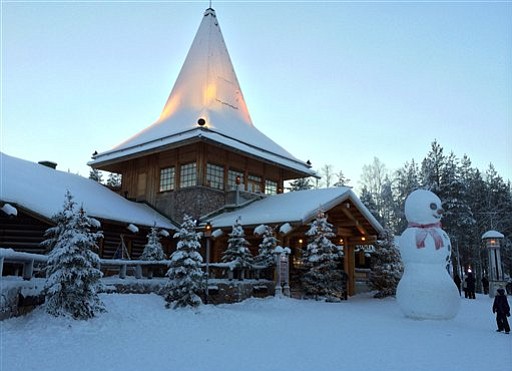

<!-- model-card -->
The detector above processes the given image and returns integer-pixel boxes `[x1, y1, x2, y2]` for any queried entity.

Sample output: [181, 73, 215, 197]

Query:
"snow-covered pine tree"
[369, 228, 403, 298]
[222, 218, 253, 274]
[141, 225, 166, 261]
[333, 170, 350, 187]
[40, 190, 76, 253]
[254, 224, 278, 267]
[288, 177, 313, 191]
[394, 159, 420, 233]
[106, 172, 122, 189]
[43, 191, 105, 319]
[164, 215, 204, 309]
[89, 168, 103, 183]
[301, 211, 344, 301]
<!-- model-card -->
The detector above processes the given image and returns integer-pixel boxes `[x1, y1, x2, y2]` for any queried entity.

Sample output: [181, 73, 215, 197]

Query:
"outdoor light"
[482, 230, 506, 297]
[197, 118, 206, 126]
[204, 222, 212, 237]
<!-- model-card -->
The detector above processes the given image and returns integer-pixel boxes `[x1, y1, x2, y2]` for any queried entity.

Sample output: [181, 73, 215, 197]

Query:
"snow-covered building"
[0, 153, 176, 259]
[88, 7, 315, 223]
[86, 7, 383, 295]
[2, 8, 382, 296]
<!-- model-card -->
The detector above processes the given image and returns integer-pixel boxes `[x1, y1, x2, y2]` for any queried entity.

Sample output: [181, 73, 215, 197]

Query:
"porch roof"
[204, 188, 383, 237]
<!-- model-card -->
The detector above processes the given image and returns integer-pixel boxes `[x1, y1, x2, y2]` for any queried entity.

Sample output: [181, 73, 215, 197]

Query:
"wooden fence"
[0, 248, 266, 281]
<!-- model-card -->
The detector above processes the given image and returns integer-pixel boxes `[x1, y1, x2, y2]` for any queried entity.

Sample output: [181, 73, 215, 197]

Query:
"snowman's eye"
[429, 202, 437, 210]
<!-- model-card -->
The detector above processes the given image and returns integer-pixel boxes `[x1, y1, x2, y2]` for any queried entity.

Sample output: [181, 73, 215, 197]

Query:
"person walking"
[482, 276, 489, 295]
[465, 272, 476, 299]
[492, 288, 510, 334]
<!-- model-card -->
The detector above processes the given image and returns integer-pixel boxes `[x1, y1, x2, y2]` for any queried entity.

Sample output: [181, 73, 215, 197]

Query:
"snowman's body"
[396, 190, 460, 320]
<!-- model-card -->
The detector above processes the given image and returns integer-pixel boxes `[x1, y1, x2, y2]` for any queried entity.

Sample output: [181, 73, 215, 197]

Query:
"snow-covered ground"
[2, 293, 510, 371]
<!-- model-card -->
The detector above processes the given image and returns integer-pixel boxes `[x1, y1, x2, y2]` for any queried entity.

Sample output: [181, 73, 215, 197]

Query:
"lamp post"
[273, 246, 291, 297]
[482, 230, 505, 297]
[204, 222, 212, 304]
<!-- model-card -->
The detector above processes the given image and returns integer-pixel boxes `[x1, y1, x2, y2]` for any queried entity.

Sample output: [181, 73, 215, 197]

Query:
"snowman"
[396, 189, 460, 319]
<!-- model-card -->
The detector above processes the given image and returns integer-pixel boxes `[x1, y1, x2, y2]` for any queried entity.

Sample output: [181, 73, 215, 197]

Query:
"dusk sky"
[2, 1, 511, 189]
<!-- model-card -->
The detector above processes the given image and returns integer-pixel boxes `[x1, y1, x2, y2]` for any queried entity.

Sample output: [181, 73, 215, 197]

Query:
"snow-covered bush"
[140, 225, 166, 261]
[164, 215, 204, 309]
[301, 211, 345, 301]
[43, 191, 105, 319]
[369, 228, 403, 298]
[254, 224, 278, 267]
[222, 218, 253, 272]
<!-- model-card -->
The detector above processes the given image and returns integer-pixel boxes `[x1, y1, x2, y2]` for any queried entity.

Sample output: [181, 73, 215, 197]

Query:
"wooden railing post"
[23, 259, 34, 280]
[0, 256, 4, 277]
[119, 264, 127, 279]
[135, 264, 142, 279]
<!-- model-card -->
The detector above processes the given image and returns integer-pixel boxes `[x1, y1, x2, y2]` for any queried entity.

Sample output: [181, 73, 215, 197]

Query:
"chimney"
[38, 161, 57, 169]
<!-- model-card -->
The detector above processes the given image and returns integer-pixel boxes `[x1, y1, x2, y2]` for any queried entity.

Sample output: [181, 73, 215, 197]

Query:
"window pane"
[206, 163, 224, 190]
[265, 180, 277, 195]
[228, 169, 244, 190]
[248, 174, 262, 193]
[180, 163, 197, 188]
[159, 167, 175, 192]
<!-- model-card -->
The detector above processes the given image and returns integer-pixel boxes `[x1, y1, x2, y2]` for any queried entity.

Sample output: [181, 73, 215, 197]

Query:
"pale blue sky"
[1, 1, 511, 188]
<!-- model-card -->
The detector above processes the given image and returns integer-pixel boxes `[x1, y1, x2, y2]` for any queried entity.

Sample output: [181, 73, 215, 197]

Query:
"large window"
[265, 180, 278, 195]
[247, 174, 262, 193]
[206, 163, 224, 190]
[159, 167, 175, 192]
[180, 162, 197, 188]
[228, 169, 244, 190]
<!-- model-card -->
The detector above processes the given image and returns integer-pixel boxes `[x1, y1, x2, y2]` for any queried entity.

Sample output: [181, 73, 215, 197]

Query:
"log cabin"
[1, 8, 383, 296]
[87, 7, 383, 295]
[0, 153, 177, 263]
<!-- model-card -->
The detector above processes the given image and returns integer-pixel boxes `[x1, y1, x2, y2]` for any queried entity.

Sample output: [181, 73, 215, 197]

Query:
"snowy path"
[2, 293, 510, 371]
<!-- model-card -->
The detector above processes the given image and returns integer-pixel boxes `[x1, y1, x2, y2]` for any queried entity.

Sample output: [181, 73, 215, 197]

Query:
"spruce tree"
[369, 228, 403, 298]
[288, 177, 313, 191]
[333, 170, 351, 187]
[254, 224, 278, 267]
[164, 215, 204, 309]
[43, 191, 105, 319]
[106, 172, 122, 189]
[301, 212, 344, 301]
[222, 218, 254, 272]
[40, 191, 76, 253]
[88, 168, 103, 183]
[141, 225, 166, 261]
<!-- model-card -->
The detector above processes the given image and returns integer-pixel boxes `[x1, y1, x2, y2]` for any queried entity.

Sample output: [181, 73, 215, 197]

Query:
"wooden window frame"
[180, 162, 197, 189]
[206, 163, 225, 190]
[159, 167, 175, 192]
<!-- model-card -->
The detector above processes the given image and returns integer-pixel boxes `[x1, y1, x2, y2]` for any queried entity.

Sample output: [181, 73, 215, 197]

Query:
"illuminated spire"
[91, 8, 314, 178]
[157, 7, 253, 130]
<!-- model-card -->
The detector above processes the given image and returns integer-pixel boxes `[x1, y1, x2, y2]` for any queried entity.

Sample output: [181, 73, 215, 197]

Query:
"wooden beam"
[340, 207, 368, 236]
[337, 227, 353, 236]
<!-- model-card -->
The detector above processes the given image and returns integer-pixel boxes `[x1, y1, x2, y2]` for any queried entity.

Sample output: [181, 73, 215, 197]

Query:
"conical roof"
[90, 8, 314, 177]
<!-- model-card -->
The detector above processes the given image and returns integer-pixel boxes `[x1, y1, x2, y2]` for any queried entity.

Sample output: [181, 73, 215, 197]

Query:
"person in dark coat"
[454, 274, 462, 296]
[481, 276, 489, 295]
[492, 288, 510, 334]
[465, 272, 476, 299]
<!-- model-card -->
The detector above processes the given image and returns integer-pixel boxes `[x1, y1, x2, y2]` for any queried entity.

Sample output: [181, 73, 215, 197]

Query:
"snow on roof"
[205, 187, 383, 233]
[89, 8, 314, 177]
[0, 153, 175, 230]
[481, 230, 505, 239]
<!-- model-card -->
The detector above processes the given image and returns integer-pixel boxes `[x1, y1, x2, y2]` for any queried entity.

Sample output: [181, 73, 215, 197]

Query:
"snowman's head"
[404, 189, 444, 225]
